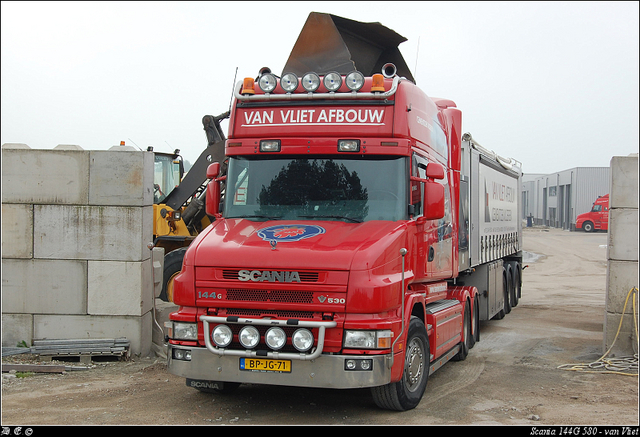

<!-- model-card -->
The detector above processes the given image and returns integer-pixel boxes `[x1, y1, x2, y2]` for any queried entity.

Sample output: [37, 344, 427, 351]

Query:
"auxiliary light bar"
[238, 69, 400, 101]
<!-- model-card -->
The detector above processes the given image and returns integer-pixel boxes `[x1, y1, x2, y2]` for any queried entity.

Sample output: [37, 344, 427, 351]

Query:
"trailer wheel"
[453, 300, 471, 361]
[512, 265, 521, 307]
[160, 248, 187, 302]
[371, 317, 429, 411]
[583, 221, 594, 233]
[472, 296, 480, 345]
[503, 267, 512, 315]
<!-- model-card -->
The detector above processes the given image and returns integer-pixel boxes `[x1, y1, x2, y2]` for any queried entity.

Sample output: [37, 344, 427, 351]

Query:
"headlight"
[292, 328, 314, 352]
[212, 324, 233, 348]
[239, 326, 260, 349]
[172, 322, 198, 341]
[301, 72, 320, 92]
[345, 71, 365, 91]
[344, 330, 393, 349]
[265, 327, 287, 350]
[280, 73, 298, 93]
[323, 71, 342, 92]
[258, 73, 278, 93]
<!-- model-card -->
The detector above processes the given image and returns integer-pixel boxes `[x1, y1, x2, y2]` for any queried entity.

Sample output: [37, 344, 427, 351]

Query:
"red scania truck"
[165, 12, 523, 411]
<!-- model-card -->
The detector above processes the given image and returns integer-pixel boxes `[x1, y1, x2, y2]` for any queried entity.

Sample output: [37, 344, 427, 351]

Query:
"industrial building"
[522, 167, 610, 230]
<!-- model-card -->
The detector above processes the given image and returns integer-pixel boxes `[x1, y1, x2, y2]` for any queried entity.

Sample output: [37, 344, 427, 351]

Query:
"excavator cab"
[153, 151, 183, 204]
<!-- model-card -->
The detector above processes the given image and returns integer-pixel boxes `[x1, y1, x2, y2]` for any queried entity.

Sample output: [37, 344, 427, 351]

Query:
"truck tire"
[583, 221, 594, 233]
[159, 248, 187, 302]
[371, 317, 429, 411]
[512, 264, 521, 307]
[453, 300, 471, 361]
[503, 267, 512, 315]
[472, 297, 480, 345]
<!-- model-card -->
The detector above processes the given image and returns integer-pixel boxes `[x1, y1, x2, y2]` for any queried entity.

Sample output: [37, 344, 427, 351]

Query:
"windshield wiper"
[229, 214, 282, 221]
[298, 215, 363, 223]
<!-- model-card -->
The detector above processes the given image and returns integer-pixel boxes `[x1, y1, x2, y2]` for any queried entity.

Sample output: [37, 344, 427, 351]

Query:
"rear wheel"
[453, 301, 471, 361]
[371, 317, 430, 411]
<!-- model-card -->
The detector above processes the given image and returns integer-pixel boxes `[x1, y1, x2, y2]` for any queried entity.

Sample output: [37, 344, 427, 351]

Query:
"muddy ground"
[2, 227, 638, 426]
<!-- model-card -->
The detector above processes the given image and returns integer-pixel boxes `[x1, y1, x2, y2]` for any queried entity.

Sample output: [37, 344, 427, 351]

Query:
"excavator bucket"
[282, 12, 415, 83]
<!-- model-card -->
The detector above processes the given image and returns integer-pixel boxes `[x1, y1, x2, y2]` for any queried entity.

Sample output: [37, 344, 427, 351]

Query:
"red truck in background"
[165, 12, 524, 411]
[575, 194, 609, 232]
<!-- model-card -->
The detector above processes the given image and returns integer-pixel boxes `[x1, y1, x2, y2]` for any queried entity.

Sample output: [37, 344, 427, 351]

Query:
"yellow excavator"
[152, 111, 228, 302]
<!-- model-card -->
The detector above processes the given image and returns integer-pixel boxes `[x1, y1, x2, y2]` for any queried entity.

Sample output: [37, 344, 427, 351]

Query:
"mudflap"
[186, 379, 227, 391]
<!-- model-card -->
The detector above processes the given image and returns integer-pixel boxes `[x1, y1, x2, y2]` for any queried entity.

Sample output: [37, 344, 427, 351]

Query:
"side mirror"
[424, 180, 445, 220]
[426, 162, 445, 180]
[207, 162, 220, 179]
[205, 163, 222, 217]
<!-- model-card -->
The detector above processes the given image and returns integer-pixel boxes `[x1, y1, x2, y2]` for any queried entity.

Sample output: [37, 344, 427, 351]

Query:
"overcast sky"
[1, 1, 638, 175]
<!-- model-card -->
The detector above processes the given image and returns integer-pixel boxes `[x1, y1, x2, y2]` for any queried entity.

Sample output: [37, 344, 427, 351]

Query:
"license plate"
[240, 358, 291, 373]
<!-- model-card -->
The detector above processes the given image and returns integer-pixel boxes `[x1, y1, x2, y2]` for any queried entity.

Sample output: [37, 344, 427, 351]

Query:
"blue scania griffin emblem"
[257, 224, 326, 249]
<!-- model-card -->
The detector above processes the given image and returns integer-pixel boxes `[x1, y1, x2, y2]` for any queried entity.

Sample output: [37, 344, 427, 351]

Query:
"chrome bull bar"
[200, 315, 337, 361]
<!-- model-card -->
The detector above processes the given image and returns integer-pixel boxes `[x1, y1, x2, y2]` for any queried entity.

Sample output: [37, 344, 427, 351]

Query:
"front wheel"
[371, 317, 430, 411]
[583, 221, 594, 233]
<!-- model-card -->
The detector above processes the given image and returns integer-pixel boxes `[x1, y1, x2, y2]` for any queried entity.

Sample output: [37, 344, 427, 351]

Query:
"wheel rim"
[404, 337, 426, 392]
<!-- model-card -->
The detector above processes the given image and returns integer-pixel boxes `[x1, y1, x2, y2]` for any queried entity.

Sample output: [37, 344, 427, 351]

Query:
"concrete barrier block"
[1, 203, 33, 258]
[33, 205, 152, 261]
[2, 143, 30, 149]
[88, 259, 153, 316]
[607, 209, 639, 261]
[1, 259, 87, 314]
[89, 150, 154, 206]
[33, 312, 153, 356]
[606, 260, 639, 315]
[1, 148, 89, 204]
[609, 155, 638, 209]
[604, 311, 639, 357]
[1, 313, 34, 347]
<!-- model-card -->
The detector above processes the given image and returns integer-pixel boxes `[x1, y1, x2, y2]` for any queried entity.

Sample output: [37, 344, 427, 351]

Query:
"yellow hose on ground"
[558, 287, 638, 376]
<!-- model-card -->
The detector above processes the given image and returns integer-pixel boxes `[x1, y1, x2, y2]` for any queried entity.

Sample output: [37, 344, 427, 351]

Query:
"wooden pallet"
[31, 338, 130, 363]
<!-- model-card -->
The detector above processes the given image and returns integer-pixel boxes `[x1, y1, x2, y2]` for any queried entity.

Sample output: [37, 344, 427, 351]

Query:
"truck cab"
[576, 194, 609, 232]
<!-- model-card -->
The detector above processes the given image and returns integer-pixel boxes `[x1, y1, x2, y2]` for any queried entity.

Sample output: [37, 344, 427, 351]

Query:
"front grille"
[223, 308, 315, 319]
[226, 288, 314, 303]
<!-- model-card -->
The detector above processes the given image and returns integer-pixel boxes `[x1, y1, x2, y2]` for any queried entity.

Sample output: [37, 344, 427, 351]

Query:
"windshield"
[224, 156, 407, 222]
[154, 154, 181, 203]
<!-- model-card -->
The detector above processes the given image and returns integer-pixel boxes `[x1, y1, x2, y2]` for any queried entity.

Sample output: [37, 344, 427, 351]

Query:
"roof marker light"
[241, 77, 255, 95]
[323, 71, 342, 92]
[371, 74, 385, 92]
[338, 139, 360, 152]
[301, 72, 320, 92]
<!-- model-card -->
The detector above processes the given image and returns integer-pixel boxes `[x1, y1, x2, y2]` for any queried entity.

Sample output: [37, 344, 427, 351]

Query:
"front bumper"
[167, 343, 393, 389]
